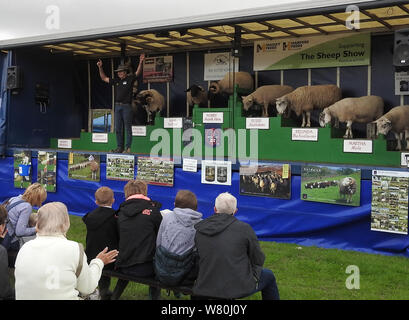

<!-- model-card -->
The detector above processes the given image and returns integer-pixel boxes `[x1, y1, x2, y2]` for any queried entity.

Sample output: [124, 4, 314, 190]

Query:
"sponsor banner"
[204, 52, 239, 81]
[254, 33, 370, 71]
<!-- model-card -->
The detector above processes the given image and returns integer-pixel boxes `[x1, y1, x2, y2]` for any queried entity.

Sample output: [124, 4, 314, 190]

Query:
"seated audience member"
[14, 202, 118, 300]
[1, 183, 47, 252]
[0, 205, 14, 300]
[193, 192, 280, 300]
[155, 190, 202, 286]
[112, 179, 163, 300]
[83, 186, 121, 300]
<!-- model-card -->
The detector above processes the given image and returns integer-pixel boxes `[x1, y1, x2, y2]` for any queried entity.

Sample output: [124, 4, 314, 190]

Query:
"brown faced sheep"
[185, 84, 208, 108]
[136, 89, 165, 123]
[339, 177, 357, 204]
[209, 71, 254, 95]
[276, 85, 342, 127]
[373, 105, 409, 150]
[319, 96, 384, 139]
[242, 85, 294, 117]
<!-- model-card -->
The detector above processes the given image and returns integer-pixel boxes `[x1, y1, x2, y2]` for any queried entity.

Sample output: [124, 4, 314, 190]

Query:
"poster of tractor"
[68, 153, 100, 181]
[37, 151, 57, 192]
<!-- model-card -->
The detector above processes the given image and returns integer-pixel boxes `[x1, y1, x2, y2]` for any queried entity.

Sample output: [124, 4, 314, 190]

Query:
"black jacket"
[82, 207, 119, 269]
[116, 198, 162, 269]
[193, 213, 265, 299]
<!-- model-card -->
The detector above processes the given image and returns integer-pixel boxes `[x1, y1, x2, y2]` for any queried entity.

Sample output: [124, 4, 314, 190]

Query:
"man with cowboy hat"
[97, 53, 145, 153]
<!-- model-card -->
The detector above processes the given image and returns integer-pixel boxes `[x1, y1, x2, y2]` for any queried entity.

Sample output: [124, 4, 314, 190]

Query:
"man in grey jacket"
[193, 192, 279, 300]
[0, 205, 15, 300]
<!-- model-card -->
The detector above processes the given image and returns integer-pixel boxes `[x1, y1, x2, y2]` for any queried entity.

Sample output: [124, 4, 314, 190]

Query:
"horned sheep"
[319, 95, 384, 139]
[373, 105, 409, 150]
[185, 84, 208, 108]
[276, 84, 342, 127]
[209, 71, 254, 95]
[242, 85, 294, 117]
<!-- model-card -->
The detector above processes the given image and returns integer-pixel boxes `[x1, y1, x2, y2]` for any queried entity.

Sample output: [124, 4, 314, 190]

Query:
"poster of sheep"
[300, 165, 361, 206]
[13, 150, 32, 189]
[240, 163, 291, 199]
[68, 153, 100, 181]
[371, 170, 409, 235]
[137, 156, 174, 187]
[106, 154, 134, 181]
[37, 151, 57, 192]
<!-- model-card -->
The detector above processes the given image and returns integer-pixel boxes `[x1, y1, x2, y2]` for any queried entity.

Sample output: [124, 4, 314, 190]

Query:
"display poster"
[395, 71, 409, 95]
[204, 52, 239, 81]
[371, 170, 409, 235]
[183, 158, 198, 172]
[143, 55, 173, 83]
[240, 163, 291, 199]
[14, 150, 32, 189]
[301, 165, 361, 206]
[106, 154, 135, 181]
[68, 153, 100, 181]
[254, 33, 370, 71]
[201, 160, 232, 186]
[37, 151, 57, 192]
[137, 157, 174, 187]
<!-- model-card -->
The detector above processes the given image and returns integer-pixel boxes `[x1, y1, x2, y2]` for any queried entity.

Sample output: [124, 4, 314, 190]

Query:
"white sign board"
[203, 112, 224, 124]
[395, 71, 409, 95]
[343, 140, 372, 153]
[291, 128, 318, 141]
[183, 158, 198, 172]
[92, 133, 108, 143]
[132, 126, 147, 136]
[164, 118, 183, 129]
[204, 52, 239, 81]
[246, 118, 270, 129]
[57, 139, 72, 149]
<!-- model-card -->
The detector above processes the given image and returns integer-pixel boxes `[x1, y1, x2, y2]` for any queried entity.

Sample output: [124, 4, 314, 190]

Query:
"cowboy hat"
[114, 64, 128, 72]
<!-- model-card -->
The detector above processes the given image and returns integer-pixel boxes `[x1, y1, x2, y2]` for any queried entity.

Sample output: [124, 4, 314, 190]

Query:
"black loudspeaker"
[393, 28, 409, 67]
[6, 66, 23, 90]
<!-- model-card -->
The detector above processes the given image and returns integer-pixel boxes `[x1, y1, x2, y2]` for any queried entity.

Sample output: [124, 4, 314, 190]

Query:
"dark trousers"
[248, 268, 280, 300]
[114, 103, 133, 149]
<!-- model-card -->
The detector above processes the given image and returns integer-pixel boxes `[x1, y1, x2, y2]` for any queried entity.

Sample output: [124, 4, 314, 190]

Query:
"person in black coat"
[111, 179, 163, 300]
[82, 186, 120, 300]
[0, 205, 14, 300]
[193, 192, 280, 300]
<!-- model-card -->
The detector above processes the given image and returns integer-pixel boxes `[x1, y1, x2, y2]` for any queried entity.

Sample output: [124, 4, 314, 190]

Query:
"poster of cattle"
[371, 170, 409, 235]
[68, 153, 100, 181]
[37, 151, 57, 192]
[106, 154, 134, 181]
[137, 157, 174, 187]
[13, 150, 32, 189]
[240, 163, 291, 199]
[301, 165, 361, 206]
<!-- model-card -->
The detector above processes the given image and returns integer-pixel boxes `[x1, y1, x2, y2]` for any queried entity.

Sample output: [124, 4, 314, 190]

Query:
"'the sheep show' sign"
[253, 33, 370, 70]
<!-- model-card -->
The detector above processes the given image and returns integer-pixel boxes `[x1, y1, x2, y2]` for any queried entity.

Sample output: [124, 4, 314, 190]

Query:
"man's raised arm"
[97, 59, 110, 83]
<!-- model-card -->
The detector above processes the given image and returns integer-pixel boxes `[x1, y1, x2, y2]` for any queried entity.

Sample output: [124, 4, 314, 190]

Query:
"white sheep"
[319, 96, 384, 139]
[209, 71, 254, 95]
[242, 85, 294, 117]
[276, 84, 342, 127]
[185, 84, 208, 108]
[136, 89, 165, 123]
[339, 177, 357, 204]
[373, 105, 409, 150]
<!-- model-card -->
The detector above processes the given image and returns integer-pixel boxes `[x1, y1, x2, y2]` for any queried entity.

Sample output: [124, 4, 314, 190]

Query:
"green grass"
[67, 214, 409, 300]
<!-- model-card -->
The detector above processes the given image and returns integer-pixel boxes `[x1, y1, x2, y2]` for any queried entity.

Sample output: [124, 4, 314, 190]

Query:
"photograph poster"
[240, 163, 291, 199]
[106, 154, 135, 181]
[301, 165, 361, 206]
[14, 150, 32, 189]
[68, 153, 100, 182]
[37, 151, 57, 192]
[143, 55, 173, 83]
[137, 156, 174, 187]
[201, 160, 232, 186]
[371, 170, 409, 235]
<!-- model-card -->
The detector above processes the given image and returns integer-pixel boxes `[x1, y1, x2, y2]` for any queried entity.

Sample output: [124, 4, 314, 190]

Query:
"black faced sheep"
[135, 89, 165, 123]
[339, 177, 357, 204]
[185, 84, 208, 108]
[319, 96, 384, 139]
[242, 85, 294, 117]
[276, 84, 342, 127]
[373, 105, 409, 150]
[209, 71, 254, 95]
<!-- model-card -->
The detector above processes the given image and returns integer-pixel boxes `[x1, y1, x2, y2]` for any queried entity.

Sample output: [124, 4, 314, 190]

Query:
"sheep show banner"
[143, 56, 173, 83]
[371, 170, 409, 235]
[68, 153, 100, 182]
[37, 151, 57, 192]
[301, 165, 361, 206]
[204, 52, 239, 81]
[253, 33, 370, 70]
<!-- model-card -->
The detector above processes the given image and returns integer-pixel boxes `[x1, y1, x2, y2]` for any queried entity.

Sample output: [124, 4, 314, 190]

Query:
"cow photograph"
[301, 165, 361, 206]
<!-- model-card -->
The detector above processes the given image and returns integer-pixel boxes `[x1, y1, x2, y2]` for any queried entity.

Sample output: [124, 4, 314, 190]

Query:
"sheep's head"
[136, 90, 153, 105]
[275, 96, 289, 115]
[319, 109, 331, 127]
[375, 118, 392, 135]
[209, 81, 220, 94]
[242, 95, 253, 111]
[185, 84, 204, 98]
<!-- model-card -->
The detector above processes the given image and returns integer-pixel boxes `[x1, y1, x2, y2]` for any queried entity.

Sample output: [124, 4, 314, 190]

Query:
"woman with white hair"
[14, 202, 118, 300]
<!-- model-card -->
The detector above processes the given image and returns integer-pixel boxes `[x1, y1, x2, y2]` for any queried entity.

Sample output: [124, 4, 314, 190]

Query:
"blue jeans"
[114, 103, 133, 149]
[249, 268, 280, 300]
